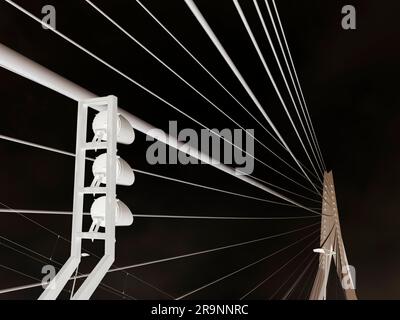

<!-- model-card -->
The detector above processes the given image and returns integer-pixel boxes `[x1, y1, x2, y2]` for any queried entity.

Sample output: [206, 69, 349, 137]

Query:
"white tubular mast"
[0, 42, 319, 214]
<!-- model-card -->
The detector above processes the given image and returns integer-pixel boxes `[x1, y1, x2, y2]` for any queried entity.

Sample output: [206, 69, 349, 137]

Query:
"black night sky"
[0, 0, 399, 300]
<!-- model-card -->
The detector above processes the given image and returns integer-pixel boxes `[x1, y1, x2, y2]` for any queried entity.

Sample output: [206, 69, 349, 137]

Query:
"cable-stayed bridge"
[0, 0, 356, 300]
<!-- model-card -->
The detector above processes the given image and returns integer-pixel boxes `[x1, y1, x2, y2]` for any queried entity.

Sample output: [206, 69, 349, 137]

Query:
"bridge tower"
[310, 171, 357, 300]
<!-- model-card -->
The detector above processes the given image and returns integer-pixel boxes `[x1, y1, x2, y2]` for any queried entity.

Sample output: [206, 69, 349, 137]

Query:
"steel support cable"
[85, 0, 319, 187]
[133, 0, 277, 146]
[296, 256, 317, 299]
[0, 263, 72, 295]
[175, 227, 319, 300]
[0, 240, 131, 299]
[84, 1, 313, 192]
[3, 0, 323, 204]
[269, 0, 326, 170]
[150, 168, 319, 205]
[0, 223, 319, 294]
[240, 234, 319, 299]
[252, 0, 324, 176]
[0, 43, 320, 203]
[265, 0, 325, 172]
[268, 250, 314, 299]
[134, 0, 320, 184]
[0, 134, 323, 214]
[0, 201, 172, 299]
[4, 0, 299, 197]
[133, 168, 319, 209]
[0, 236, 138, 300]
[0, 209, 321, 221]
[0, 135, 304, 208]
[282, 254, 318, 300]
[239, 169, 321, 203]
[105, 223, 321, 274]
[233, 0, 323, 183]
[0, 237, 135, 299]
[184, 0, 321, 195]
[271, 0, 326, 171]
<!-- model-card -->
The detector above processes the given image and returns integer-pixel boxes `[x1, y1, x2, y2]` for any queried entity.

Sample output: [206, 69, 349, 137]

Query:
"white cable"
[0, 209, 320, 220]
[265, 0, 325, 172]
[0, 133, 322, 213]
[184, 0, 321, 195]
[0, 222, 319, 294]
[87, 0, 283, 157]
[134, 0, 320, 183]
[0, 201, 171, 298]
[240, 235, 318, 299]
[244, 172, 321, 203]
[269, 0, 326, 170]
[268, 251, 314, 299]
[0, 133, 311, 208]
[133, 168, 318, 209]
[86, 0, 322, 192]
[3, 0, 319, 198]
[282, 254, 317, 300]
[0, 237, 134, 299]
[252, 0, 324, 176]
[176, 227, 319, 299]
[233, 0, 322, 183]
[0, 134, 93, 161]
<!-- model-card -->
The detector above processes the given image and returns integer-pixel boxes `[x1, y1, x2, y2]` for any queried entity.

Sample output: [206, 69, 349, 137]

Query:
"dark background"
[0, 0, 398, 299]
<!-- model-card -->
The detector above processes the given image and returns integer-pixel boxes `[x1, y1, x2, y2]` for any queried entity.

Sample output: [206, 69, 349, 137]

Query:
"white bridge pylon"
[310, 171, 357, 300]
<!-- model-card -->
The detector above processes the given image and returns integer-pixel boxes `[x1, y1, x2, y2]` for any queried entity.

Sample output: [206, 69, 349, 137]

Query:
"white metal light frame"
[39, 96, 119, 300]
